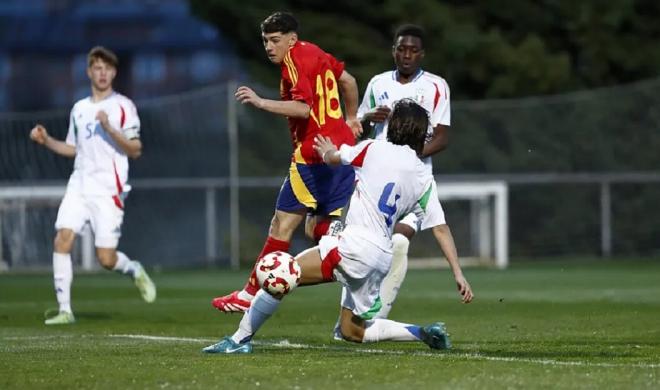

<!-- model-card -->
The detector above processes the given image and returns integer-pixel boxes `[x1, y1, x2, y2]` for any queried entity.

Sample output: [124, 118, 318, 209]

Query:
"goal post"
[409, 181, 509, 269]
[0, 185, 97, 271]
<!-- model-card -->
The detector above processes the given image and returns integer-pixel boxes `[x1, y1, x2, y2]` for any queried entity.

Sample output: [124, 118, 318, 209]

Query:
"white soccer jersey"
[338, 140, 446, 243]
[64, 92, 140, 198]
[357, 69, 450, 174]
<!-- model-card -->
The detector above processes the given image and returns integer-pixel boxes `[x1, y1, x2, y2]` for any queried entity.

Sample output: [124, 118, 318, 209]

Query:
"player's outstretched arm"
[235, 85, 310, 119]
[431, 223, 474, 303]
[313, 135, 341, 165]
[96, 111, 142, 159]
[29, 124, 76, 158]
[337, 70, 362, 138]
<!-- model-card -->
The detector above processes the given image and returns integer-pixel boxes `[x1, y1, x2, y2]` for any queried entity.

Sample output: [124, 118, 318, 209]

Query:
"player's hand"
[313, 135, 338, 163]
[346, 117, 363, 139]
[366, 106, 391, 123]
[235, 86, 264, 109]
[30, 124, 49, 145]
[96, 110, 110, 130]
[455, 274, 474, 303]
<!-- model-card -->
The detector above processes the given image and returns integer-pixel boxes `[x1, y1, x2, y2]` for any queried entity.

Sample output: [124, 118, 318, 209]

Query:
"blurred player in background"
[212, 11, 361, 313]
[203, 100, 473, 354]
[356, 24, 453, 319]
[30, 46, 156, 325]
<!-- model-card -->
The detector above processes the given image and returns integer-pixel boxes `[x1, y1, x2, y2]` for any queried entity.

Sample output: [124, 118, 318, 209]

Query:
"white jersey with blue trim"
[338, 140, 445, 245]
[65, 92, 140, 196]
[357, 69, 450, 175]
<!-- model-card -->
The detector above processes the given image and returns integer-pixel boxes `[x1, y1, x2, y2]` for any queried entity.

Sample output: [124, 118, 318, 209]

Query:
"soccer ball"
[256, 251, 301, 295]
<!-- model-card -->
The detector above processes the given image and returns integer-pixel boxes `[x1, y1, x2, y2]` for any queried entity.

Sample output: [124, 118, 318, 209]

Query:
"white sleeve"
[120, 99, 141, 139]
[430, 79, 450, 127]
[338, 140, 374, 167]
[417, 180, 447, 230]
[357, 78, 376, 121]
[65, 108, 76, 146]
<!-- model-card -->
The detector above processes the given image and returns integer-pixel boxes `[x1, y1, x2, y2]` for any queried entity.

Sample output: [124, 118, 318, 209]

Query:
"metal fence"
[1, 79, 659, 270]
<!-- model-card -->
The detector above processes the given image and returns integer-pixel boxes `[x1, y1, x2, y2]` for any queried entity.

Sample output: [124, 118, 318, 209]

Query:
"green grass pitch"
[1, 261, 659, 389]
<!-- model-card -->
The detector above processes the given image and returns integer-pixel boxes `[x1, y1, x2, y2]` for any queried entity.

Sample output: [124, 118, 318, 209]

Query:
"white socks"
[237, 290, 255, 302]
[362, 319, 422, 342]
[232, 290, 281, 344]
[53, 252, 73, 313]
[112, 251, 138, 277]
[376, 233, 410, 319]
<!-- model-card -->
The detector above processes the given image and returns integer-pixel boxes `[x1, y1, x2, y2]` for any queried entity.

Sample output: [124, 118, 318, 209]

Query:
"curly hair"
[386, 99, 429, 156]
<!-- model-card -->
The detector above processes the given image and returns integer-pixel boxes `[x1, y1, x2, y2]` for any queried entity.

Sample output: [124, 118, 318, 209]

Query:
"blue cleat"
[332, 323, 343, 341]
[202, 336, 252, 354]
[420, 322, 452, 350]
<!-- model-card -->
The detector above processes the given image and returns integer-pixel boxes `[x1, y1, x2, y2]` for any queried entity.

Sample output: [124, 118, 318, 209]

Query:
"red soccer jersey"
[280, 40, 355, 164]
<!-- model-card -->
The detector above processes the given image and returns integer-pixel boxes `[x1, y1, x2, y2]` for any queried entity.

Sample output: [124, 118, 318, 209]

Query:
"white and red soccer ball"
[256, 251, 301, 295]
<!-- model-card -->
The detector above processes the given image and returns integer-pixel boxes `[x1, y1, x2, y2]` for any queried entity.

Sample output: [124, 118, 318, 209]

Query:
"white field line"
[108, 334, 660, 369]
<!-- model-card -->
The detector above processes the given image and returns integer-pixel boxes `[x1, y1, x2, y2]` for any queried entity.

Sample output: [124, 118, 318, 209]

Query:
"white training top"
[338, 140, 446, 245]
[64, 92, 140, 196]
[357, 69, 451, 175]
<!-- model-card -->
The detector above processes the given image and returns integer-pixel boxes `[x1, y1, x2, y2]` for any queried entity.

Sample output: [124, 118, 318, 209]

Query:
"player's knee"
[339, 316, 365, 343]
[304, 216, 316, 240]
[394, 223, 415, 240]
[96, 249, 117, 270]
[392, 233, 410, 254]
[269, 213, 298, 240]
[268, 214, 287, 237]
[54, 229, 75, 253]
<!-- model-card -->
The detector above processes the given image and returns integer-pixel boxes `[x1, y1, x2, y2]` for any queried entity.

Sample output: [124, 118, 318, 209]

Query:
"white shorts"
[318, 225, 392, 319]
[54, 190, 124, 248]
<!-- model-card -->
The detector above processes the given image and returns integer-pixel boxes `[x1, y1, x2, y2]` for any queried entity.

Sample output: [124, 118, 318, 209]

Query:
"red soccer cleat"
[211, 291, 251, 313]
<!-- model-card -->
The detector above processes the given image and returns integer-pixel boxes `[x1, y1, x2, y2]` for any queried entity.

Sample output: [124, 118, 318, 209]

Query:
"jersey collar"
[392, 68, 424, 84]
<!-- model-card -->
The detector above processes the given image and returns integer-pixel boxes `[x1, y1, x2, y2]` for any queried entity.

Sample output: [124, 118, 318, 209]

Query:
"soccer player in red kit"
[212, 11, 362, 312]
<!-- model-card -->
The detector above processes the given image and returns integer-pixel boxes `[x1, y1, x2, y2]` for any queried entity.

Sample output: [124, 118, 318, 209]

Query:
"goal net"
[408, 181, 508, 269]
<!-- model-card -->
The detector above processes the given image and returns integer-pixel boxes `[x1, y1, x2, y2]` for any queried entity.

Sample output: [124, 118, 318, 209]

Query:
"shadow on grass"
[74, 312, 114, 320]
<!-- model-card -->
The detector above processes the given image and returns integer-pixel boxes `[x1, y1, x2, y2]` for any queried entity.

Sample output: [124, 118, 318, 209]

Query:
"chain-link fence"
[1, 79, 659, 270]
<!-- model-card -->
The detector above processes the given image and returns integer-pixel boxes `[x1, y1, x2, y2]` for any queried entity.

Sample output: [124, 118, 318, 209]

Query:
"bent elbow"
[297, 103, 311, 119]
[130, 147, 142, 160]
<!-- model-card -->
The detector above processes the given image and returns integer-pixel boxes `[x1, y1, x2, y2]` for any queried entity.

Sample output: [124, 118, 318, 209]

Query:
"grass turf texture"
[1, 261, 659, 389]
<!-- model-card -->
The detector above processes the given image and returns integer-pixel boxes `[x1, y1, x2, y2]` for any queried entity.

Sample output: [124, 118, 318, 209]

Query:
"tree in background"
[190, 0, 660, 99]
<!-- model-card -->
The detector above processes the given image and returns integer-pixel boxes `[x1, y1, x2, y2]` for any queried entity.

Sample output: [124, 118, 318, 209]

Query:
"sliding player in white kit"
[202, 100, 473, 354]
[355, 24, 454, 320]
[30, 46, 156, 325]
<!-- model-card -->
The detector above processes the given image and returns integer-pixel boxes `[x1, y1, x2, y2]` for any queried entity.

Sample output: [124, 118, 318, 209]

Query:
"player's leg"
[213, 162, 322, 312]
[304, 213, 344, 242]
[333, 250, 426, 344]
[45, 228, 77, 325]
[338, 307, 450, 350]
[92, 196, 156, 303]
[204, 243, 334, 354]
[375, 216, 416, 319]
[45, 191, 87, 325]
[336, 253, 450, 350]
[211, 207, 306, 312]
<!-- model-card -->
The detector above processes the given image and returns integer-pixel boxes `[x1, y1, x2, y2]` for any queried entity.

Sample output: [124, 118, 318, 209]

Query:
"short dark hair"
[261, 11, 299, 34]
[393, 24, 426, 48]
[87, 46, 118, 68]
[387, 99, 429, 156]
